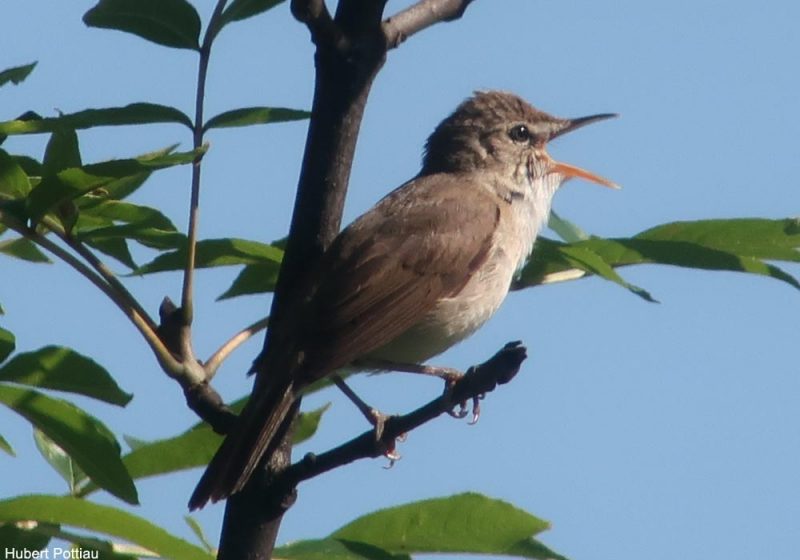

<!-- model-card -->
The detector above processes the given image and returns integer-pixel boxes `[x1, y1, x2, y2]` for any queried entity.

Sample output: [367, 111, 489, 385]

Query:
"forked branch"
[383, 0, 475, 48]
[280, 341, 527, 487]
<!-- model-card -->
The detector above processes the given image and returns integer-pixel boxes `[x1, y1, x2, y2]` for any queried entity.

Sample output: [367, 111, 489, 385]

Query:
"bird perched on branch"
[189, 90, 617, 509]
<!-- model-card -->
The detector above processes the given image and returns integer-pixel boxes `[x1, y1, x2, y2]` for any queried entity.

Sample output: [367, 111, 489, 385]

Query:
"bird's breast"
[365, 233, 520, 365]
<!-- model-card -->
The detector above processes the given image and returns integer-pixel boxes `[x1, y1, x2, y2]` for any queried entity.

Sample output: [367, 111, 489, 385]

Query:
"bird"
[189, 90, 617, 509]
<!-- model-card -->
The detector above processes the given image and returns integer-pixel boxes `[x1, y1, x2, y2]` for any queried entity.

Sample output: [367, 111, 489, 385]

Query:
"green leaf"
[0, 237, 51, 263]
[0, 327, 17, 363]
[0, 495, 214, 560]
[0, 327, 12, 362]
[520, 218, 800, 293]
[0, 386, 137, 504]
[275, 538, 407, 560]
[76, 200, 183, 256]
[83, 236, 137, 270]
[0, 103, 193, 135]
[13, 154, 43, 177]
[124, 402, 325, 477]
[21, 524, 133, 560]
[80, 200, 178, 230]
[0, 326, 15, 363]
[293, 402, 330, 444]
[79, 402, 328, 495]
[135, 237, 283, 274]
[0, 432, 14, 456]
[220, 0, 284, 26]
[204, 106, 310, 130]
[43, 128, 82, 176]
[0, 345, 132, 406]
[638, 218, 800, 262]
[332, 493, 561, 559]
[122, 434, 150, 451]
[218, 262, 280, 299]
[0, 522, 53, 552]
[42, 139, 79, 227]
[84, 0, 201, 51]
[548, 210, 589, 242]
[0, 62, 37, 87]
[81, 224, 185, 251]
[25, 146, 204, 222]
[118, 424, 221, 483]
[0, 148, 32, 197]
[33, 428, 87, 494]
[0, 521, 137, 559]
[184, 516, 214, 553]
[90, 171, 151, 203]
[559, 245, 656, 302]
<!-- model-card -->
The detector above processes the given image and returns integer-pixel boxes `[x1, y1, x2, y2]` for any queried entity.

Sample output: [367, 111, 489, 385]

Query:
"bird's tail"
[188, 378, 298, 510]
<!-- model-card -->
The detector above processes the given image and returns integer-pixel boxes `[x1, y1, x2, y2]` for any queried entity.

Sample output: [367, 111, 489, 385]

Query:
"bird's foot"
[446, 393, 484, 423]
[382, 441, 402, 469]
[442, 370, 484, 424]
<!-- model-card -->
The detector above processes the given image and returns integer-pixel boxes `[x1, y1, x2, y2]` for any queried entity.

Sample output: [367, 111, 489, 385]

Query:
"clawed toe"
[382, 443, 402, 468]
[443, 374, 485, 424]
[468, 394, 485, 425]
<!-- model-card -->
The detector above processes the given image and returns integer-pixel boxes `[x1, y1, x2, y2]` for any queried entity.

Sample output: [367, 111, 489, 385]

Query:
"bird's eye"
[508, 124, 531, 143]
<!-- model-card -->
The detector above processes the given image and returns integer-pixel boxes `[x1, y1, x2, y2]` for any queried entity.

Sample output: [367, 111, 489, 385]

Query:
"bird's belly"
[364, 253, 515, 365]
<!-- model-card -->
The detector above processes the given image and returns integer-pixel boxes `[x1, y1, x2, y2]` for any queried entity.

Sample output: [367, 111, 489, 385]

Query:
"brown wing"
[296, 173, 501, 382]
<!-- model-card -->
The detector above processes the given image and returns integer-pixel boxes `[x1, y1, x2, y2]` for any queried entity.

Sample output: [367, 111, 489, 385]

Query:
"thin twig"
[0, 210, 183, 376]
[383, 0, 475, 49]
[204, 315, 270, 379]
[279, 341, 527, 487]
[40, 216, 158, 333]
[183, 0, 229, 327]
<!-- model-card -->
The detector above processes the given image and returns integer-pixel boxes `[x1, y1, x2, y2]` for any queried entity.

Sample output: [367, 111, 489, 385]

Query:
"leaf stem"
[182, 0, 229, 325]
[41, 216, 158, 333]
[204, 316, 270, 379]
[0, 210, 182, 376]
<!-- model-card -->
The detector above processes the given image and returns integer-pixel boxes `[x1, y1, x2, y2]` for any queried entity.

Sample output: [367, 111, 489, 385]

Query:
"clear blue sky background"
[2, 1, 798, 559]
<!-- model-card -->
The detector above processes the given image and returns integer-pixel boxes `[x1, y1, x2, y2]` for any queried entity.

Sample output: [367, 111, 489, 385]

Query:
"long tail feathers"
[188, 381, 298, 510]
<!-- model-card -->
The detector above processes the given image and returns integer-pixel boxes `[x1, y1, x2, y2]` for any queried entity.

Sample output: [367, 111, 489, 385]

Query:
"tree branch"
[204, 315, 270, 379]
[383, 0, 476, 49]
[281, 341, 527, 486]
[43, 217, 158, 334]
[0, 209, 184, 379]
[290, 0, 345, 49]
[182, 0, 228, 328]
[215, 0, 480, 557]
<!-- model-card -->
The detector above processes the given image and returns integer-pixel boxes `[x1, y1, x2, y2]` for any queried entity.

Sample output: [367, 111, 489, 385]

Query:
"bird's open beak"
[548, 112, 620, 189]
[550, 160, 620, 190]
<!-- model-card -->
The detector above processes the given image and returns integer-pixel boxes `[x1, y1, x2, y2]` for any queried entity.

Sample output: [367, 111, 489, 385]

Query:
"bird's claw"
[382, 444, 402, 469]
[468, 393, 485, 425]
[448, 402, 469, 419]
[446, 393, 485, 424]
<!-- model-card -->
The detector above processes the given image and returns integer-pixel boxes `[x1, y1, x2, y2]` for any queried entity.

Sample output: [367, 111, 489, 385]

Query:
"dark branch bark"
[215, 5, 391, 559]
[290, 0, 345, 49]
[282, 341, 527, 485]
[159, 297, 237, 433]
[383, 0, 475, 48]
[214, 1, 480, 558]
[184, 382, 238, 434]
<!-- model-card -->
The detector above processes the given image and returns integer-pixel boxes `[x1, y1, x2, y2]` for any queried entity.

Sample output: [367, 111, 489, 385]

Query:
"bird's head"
[422, 90, 618, 191]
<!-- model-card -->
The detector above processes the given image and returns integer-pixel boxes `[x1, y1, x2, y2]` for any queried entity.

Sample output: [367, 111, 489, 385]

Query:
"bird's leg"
[331, 374, 401, 462]
[355, 358, 463, 383]
[354, 359, 479, 422]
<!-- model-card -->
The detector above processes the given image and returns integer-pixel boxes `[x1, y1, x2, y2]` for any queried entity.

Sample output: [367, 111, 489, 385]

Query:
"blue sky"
[1, 1, 798, 559]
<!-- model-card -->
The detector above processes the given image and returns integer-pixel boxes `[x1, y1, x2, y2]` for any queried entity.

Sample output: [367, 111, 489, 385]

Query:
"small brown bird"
[189, 91, 617, 509]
